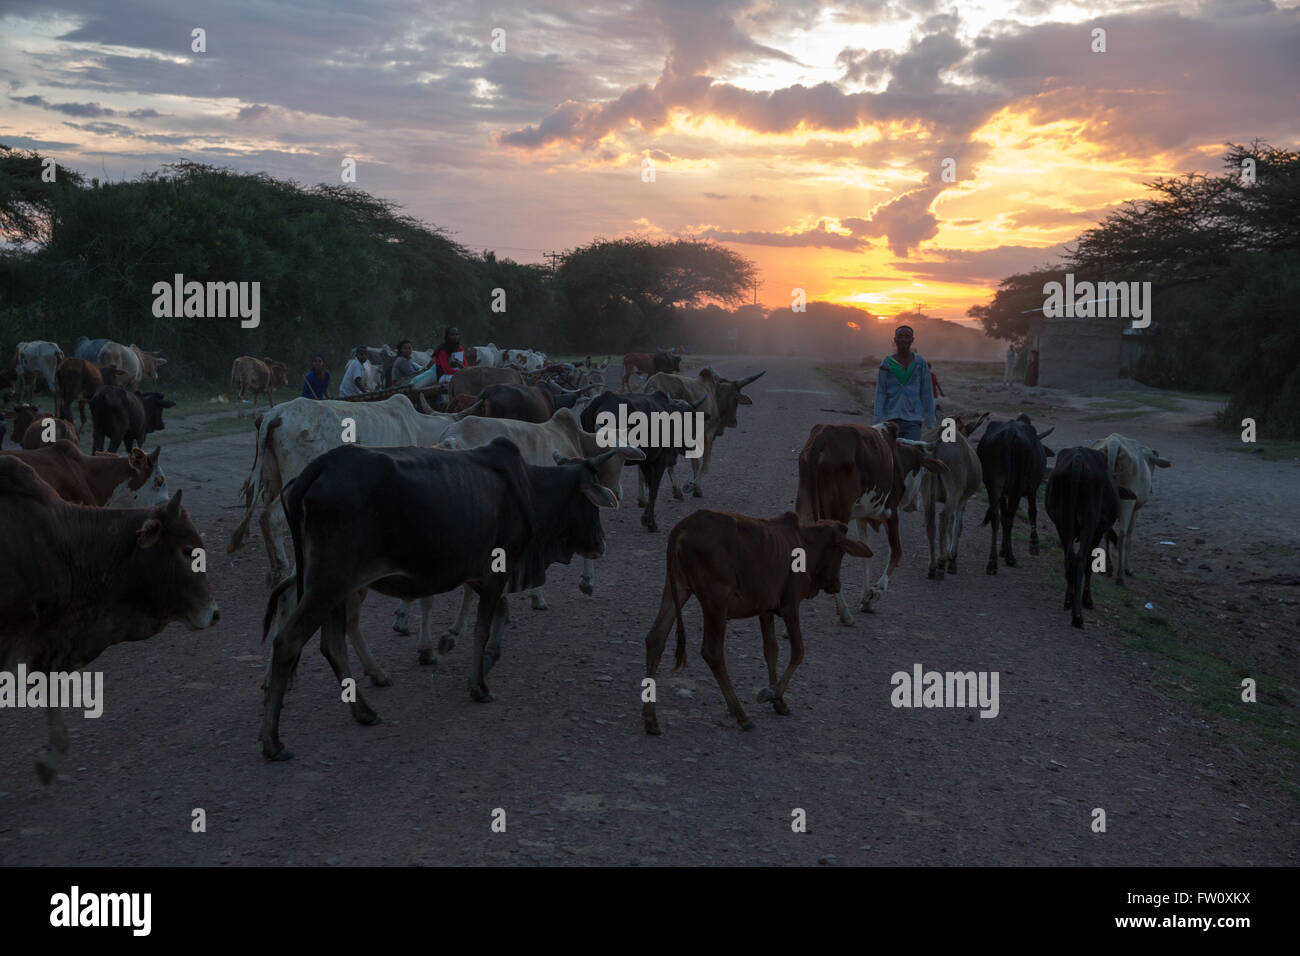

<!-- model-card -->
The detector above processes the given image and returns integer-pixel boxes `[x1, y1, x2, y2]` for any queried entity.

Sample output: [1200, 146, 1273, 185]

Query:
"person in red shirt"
[432, 327, 464, 384]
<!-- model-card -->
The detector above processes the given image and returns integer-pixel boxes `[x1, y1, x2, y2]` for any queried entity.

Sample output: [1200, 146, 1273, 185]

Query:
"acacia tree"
[556, 237, 755, 349]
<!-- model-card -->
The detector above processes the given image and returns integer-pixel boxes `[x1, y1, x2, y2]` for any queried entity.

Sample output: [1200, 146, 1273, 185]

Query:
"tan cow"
[920, 413, 988, 580]
[230, 356, 290, 416]
[1090, 433, 1172, 586]
[131, 345, 167, 382]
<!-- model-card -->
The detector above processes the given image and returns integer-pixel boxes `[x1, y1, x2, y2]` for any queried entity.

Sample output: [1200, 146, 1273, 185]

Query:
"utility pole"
[544, 251, 562, 278]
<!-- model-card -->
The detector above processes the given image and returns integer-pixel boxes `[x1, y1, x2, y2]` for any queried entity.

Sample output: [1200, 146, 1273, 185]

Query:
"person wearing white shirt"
[340, 345, 370, 398]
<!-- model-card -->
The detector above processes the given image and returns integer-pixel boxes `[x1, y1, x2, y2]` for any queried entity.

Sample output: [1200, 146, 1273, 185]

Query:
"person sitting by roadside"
[340, 345, 370, 398]
[301, 356, 330, 399]
[389, 340, 426, 385]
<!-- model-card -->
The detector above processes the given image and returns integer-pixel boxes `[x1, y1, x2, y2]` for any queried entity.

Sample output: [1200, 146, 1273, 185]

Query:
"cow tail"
[228, 410, 278, 552]
[281, 473, 310, 603]
[1106, 440, 1118, 478]
[262, 575, 295, 643]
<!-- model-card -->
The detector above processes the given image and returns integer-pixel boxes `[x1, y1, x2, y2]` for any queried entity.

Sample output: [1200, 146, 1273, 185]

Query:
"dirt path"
[2, 357, 1295, 865]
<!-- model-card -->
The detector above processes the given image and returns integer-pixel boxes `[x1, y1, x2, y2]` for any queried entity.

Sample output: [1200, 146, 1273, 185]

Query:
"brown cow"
[795, 421, 947, 623]
[130, 345, 167, 382]
[230, 356, 290, 416]
[0, 456, 218, 782]
[3, 440, 169, 507]
[622, 349, 681, 390]
[54, 357, 106, 425]
[447, 364, 524, 398]
[642, 509, 871, 734]
[446, 392, 481, 413]
[4, 404, 78, 449]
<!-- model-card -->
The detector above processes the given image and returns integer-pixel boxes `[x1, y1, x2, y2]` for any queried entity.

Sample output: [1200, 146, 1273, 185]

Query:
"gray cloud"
[690, 219, 869, 250]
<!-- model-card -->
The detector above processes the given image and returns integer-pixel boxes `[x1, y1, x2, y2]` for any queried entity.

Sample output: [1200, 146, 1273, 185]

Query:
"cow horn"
[737, 370, 765, 387]
[592, 448, 620, 466]
[690, 395, 707, 409]
[165, 488, 183, 521]
[1036, 426, 1055, 441]
[453, 399, 484, 420]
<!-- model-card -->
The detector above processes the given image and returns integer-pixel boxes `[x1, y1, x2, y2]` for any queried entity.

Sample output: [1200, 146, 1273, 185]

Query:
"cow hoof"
[947, 560, 958, 574]
[691, 487, 703, 498]
[469, 685, 494, 703]
[1082, 595, 1094, 609]
[438, 633, 457, 654]
[530, 595, 548, 610]
[757, 686, 776, 703]
[739, 718, 755, 731]
[640, 514, 657, 531]
[264, 745, 294, 762]
[1004, 556, 1017, 568]
[671, 488, 683, 501]
[368, 672, 394, 687]
[773, 701, 790, 716]
[392, 617, 411, 635]
[636, 497, 647, 509]
[579, 577, 594, 596]
[419, 648, 437, 666]
[986, 564, 997, 575]
[1071, 616, 1084, 629]
[935, 568, 946, 580]
[35, 759, 56, 785]
[927, 568, 937, 580]
[644, 723, 662, 736]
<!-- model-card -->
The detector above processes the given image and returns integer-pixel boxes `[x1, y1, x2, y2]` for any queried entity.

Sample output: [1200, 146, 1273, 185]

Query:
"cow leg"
[413, 596, 436, 664]
[767, 609, 805, 715]
[1001, 495, 1017, 567]
[756, 611, 796, 716]
[482, 594, 510, 675]
[948, 500, 966, 573]
[664, 462, 685, 501]
[261, 590, 337, 760]
[925, 491, 940, 579]
[862, 516, 900, 611]
[636, 468, 647, 509]
[259, 503, 291, 587]
[938, 504, 955, 581]
[685, 448, 707, 497]
[700, 608, 749, 729]
[36, 708, 70, 784]
[642, 572, 687, 735]
[985, 490, 1000, 574]
[344, 589, 392, 687]
[579, 557, 595, 596]
[320, 600, 381, 725]
[392, 600, 411, 634]
[641, 463, 662, 532]
[1027, 487, 1041, 556]
[467, 585, 506, 702]
[1082, 529, 1100, 613]
[439, 584, 474, 655]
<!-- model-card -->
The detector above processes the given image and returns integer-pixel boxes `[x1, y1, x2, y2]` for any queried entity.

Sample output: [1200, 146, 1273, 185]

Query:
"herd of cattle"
[2, 338, 1173, 775]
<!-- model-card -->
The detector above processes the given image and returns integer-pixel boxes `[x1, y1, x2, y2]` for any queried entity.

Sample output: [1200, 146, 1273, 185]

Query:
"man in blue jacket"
[873, 324, 935, 441]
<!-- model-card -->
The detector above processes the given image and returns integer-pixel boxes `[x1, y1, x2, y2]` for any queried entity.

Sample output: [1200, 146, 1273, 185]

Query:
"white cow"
[12, 342, 64, 402]
[503, 348, 547, 371]
[97, 342, 143, 390]
[1090, 433, 1172, 586]
[469, 343, 503, 367]
[227, 394, 481, 686]
[385, 409, 642, 656]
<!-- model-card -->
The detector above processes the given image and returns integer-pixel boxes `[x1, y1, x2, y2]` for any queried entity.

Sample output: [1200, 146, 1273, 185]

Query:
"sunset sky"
[2, 0, 1297, 324]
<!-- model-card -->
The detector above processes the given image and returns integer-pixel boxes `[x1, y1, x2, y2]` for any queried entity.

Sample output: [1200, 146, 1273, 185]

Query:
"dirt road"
[2, 357, 1295, 865]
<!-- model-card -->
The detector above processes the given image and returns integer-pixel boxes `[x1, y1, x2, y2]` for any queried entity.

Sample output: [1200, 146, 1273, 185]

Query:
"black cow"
[479, 381, 593, 423]
[90, 386, 175, 452]
[653, 349, 682, 374]
[580, 390, 706, 531]
[260, 437, 622, 760]
[1045, 447, 1136, 628]
[976, 413, 1055, 574]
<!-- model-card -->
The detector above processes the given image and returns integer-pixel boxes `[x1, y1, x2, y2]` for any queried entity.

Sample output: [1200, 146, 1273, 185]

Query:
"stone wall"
[1038, 316, 1125, 389]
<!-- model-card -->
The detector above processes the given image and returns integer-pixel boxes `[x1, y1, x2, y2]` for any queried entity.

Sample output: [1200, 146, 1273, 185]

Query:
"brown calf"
[642, 509, 871, 734]
[4, 440, 168, 507]
[54, 358, 105, 425]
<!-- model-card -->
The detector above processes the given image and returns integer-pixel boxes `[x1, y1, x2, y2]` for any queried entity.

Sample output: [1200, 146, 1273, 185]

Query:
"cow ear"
[128, 447, 147, 470]
[147, 446, 161, 466]
[1041, 444, 1055, 457]
[136, 517, 163, 549]
[737, 393, 753, 405]
[1152, 456, 1171, 468]
[841, 536, 873, 558]
[581, 481, 619, 510]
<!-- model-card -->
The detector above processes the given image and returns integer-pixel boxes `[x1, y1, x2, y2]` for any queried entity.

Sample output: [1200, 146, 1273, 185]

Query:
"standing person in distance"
[872, 324, 935, 442]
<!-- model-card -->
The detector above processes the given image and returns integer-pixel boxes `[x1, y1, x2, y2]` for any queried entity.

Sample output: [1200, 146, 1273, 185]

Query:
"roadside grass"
[1230, 440, 1300, 462]
[1078, 409, 1148, 423]
[1012, 520, 1300, 801]
[813, 365, 869, 410]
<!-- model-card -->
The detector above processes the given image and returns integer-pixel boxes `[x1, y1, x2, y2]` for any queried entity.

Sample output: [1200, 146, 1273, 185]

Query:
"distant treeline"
[0, 152, 755, 380]
[969, 143, 1300, 439]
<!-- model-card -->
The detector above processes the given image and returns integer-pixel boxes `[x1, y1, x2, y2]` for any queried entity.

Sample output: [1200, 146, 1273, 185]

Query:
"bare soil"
[2, 356, 1296, 865]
